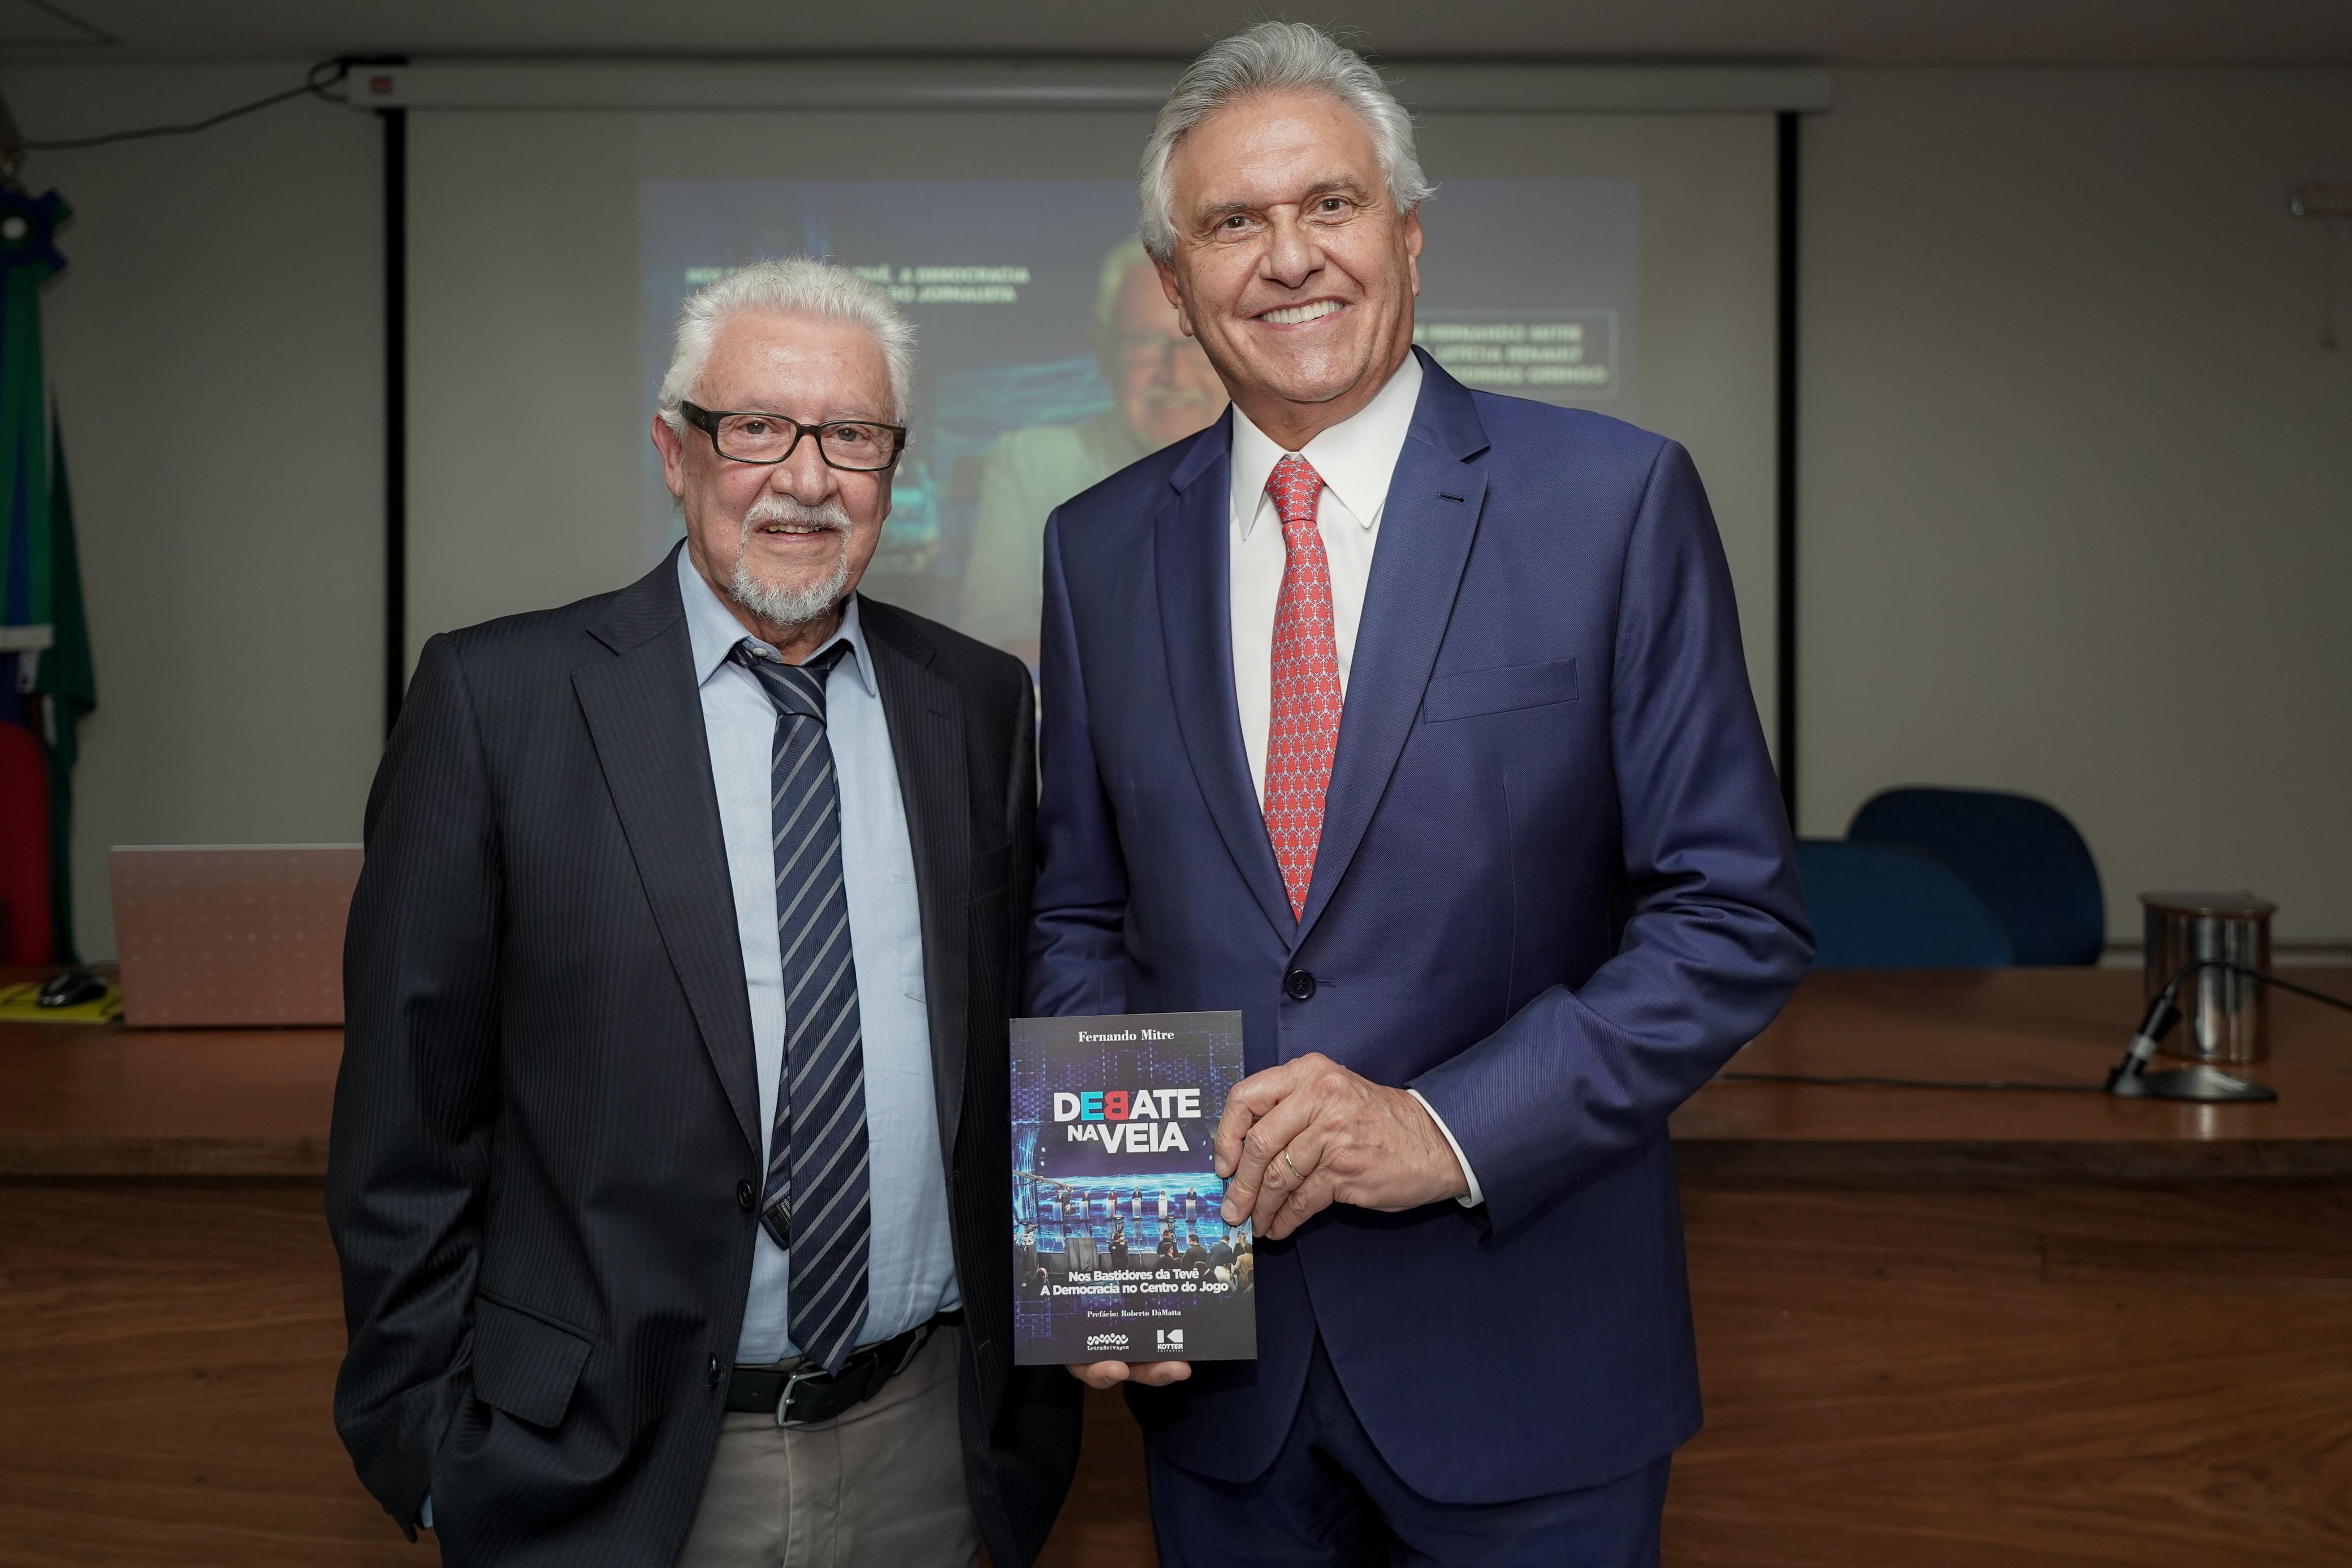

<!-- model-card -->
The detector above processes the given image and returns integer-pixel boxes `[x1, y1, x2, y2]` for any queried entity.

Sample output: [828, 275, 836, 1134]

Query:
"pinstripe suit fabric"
[327, 549, 1079, 1567]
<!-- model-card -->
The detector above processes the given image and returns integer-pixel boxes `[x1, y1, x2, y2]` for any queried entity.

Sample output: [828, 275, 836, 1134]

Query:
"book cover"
[1010, 1010, 1257, 1365]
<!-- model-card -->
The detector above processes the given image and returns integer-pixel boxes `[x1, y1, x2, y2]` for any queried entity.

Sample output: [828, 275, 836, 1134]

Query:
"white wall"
[0, 64, 383, 959]
[404, 109, 645, 669]
[1800, 68, 2352, 941]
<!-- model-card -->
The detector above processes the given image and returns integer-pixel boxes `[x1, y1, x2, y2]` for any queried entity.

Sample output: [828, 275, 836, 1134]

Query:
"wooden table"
[1663, 967, 2352, 1567]
[3, 968, 2347, 1566]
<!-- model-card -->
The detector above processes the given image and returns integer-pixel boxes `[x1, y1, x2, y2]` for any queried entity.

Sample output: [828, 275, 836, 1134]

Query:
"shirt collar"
[1230, 350, 1425, 539]
[675, 544, 877, 698]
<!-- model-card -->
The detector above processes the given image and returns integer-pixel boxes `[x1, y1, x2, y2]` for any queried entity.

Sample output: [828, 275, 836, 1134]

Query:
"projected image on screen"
[640, 177, 1636, 662]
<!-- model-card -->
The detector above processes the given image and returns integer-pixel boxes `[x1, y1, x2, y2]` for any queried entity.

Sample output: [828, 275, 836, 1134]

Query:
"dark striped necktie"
[729, 637, 870, 1375]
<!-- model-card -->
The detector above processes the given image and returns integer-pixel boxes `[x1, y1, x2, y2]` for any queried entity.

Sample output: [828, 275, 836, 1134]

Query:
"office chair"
[1848, 787, 2106, 965]
[1795, 838, 2014, 970]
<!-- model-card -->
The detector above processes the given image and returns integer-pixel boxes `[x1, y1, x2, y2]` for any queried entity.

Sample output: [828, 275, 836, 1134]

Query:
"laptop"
[110, 845, 364, 1028]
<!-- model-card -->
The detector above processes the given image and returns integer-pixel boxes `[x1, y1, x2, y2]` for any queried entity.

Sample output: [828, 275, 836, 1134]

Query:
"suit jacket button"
[706, 1355, 726, 1387]
[1283, 968, 1316, 1001]
[736, 1179, 757, 1211]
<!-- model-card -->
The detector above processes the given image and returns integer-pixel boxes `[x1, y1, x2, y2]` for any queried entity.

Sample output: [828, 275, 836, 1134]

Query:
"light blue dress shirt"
[677, 548, 961, 1365]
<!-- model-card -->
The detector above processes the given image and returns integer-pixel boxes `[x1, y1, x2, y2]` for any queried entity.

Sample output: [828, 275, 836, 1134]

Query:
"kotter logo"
[1156, 1328, 1186, 1351]
[1086, 1332, 1130, 1349]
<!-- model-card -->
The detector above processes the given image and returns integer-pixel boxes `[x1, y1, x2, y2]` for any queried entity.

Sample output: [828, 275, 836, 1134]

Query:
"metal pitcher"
[2140, 891, 2275, 1064]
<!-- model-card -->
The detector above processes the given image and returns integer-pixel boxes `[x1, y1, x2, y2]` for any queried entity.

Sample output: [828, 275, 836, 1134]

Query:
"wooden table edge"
[1672, 1135, 2352, 1186]
[0, 1135, 330, 1179]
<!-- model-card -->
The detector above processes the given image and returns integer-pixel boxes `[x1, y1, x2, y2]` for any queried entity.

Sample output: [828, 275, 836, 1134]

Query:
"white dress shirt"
[678, 548, 961, 1364]
[1222, 352, 1484, 1209]
[1227, 350, 1421, 806]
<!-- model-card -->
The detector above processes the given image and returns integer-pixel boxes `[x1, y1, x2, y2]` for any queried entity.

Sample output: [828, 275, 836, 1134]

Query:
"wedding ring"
[1281, 1150, 1303, 1185]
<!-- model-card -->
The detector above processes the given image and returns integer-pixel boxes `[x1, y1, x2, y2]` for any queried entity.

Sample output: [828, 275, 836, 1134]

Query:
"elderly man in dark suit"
[328, 258, 1077, 1567]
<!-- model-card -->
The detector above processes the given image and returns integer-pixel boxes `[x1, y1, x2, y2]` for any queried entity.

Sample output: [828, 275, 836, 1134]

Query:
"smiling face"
[652, 309, 896, 659]
[1156, 88, 1422, 449]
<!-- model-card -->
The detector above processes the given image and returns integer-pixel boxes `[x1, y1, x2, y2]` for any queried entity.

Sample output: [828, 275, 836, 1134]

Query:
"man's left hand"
[1214, 1054, 1468, 1240]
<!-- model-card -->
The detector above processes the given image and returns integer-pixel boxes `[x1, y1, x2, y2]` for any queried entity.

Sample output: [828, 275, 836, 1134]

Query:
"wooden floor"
[7, 1176, 2348, 1566]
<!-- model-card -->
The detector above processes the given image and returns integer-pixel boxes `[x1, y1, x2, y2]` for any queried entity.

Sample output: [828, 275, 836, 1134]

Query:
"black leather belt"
[724, 1313, 957, 1426]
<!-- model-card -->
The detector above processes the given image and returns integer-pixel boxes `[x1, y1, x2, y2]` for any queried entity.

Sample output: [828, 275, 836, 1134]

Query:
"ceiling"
[6, 0, 2352, 66]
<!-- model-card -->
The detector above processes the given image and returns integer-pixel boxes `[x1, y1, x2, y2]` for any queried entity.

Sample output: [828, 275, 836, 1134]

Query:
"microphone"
[2098, 958, 2352, 1103]
[2105, 984, 2273, 1102]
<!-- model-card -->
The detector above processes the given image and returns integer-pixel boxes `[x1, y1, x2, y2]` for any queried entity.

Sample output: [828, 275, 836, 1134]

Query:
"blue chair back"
[1795, 839, 2014, 970]
[1847, 787, 2105, 965]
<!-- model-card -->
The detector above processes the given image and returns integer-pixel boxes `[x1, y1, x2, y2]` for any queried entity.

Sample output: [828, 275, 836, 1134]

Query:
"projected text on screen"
[639, 177, 1637, 662]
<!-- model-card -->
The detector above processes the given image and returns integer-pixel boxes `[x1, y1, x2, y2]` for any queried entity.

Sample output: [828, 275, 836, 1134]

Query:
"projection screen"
[391, 62, 1820, 745]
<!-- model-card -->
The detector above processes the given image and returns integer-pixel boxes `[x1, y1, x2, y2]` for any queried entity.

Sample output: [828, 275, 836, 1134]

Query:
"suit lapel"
[1155, 417, 1298, 943]
[861, 603, 973, 1163]
[1296, 354, 1492, 944]
[573, 551, 762, 1154]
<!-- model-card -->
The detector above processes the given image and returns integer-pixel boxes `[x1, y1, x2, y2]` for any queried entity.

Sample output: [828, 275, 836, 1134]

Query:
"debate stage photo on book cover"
[1010, 1011, 1258, 1366]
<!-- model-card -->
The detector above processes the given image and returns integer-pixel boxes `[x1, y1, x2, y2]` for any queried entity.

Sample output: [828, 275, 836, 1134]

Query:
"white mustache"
[741, 496, 852, 535]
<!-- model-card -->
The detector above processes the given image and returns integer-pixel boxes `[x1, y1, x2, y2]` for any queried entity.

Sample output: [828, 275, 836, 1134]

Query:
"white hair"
[1138, 21, 1433, 263]
[656, 256, 916, 430]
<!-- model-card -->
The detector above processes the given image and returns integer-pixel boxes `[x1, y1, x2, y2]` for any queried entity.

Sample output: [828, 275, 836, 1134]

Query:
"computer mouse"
[36, 969, 109, 1008]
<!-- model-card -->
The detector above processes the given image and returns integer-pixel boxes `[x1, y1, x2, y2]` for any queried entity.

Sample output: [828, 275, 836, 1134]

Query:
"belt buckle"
[774, 1366, 828, 1429]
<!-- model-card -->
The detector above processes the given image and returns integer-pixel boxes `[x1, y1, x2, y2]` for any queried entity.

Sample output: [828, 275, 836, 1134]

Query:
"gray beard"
[728, 499, 854, 633]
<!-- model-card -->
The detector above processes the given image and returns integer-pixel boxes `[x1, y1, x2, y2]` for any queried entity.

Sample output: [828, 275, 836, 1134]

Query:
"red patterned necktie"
[1263, 453, 1342, 921]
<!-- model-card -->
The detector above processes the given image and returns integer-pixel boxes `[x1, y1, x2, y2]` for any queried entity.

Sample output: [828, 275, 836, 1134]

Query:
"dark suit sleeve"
[1408, 440, 1812, 1235]
[1026, 509, 1132, 1016]
[975, 662, 1087, 1568]
[326, 633, 503, 1535]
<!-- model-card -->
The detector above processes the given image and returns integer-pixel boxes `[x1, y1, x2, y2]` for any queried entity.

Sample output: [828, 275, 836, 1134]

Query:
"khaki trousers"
[677, 1323, 980, 1568]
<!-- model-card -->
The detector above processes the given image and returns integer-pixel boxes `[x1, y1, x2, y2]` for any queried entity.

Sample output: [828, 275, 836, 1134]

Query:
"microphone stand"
[2104, 959, 2352, 1103]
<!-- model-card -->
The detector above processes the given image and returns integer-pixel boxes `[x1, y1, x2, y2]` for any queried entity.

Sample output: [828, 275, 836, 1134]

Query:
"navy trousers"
[1147, 1338, 1670, 1567]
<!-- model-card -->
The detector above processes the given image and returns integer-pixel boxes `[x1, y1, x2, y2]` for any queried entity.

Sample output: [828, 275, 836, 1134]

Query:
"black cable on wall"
[18, 59, 348, 151]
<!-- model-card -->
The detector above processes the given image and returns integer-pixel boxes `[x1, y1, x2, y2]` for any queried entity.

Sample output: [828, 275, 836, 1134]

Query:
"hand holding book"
[1213, 1052, 1472, 1241]
[1066, 1356, 1192, 1389]
[1065, 1054, 1469, 1384]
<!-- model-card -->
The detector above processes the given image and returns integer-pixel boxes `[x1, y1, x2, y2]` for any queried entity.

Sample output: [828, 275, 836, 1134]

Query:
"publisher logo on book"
[1156, 1329, 1186, 1352]
[1087, 1332, 1130, 1350]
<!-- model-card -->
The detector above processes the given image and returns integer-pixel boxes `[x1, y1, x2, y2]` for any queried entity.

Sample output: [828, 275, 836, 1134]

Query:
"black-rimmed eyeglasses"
[680, 401, 907, 471]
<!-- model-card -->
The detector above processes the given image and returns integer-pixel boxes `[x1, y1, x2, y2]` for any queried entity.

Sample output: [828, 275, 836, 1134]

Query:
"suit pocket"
[469, 1294, 592, 1430]
[1422, 657, 1580, 723]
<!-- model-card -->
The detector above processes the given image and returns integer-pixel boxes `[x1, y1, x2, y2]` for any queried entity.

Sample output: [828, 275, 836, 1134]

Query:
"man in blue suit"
[1028, 22, 1811, 1566]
